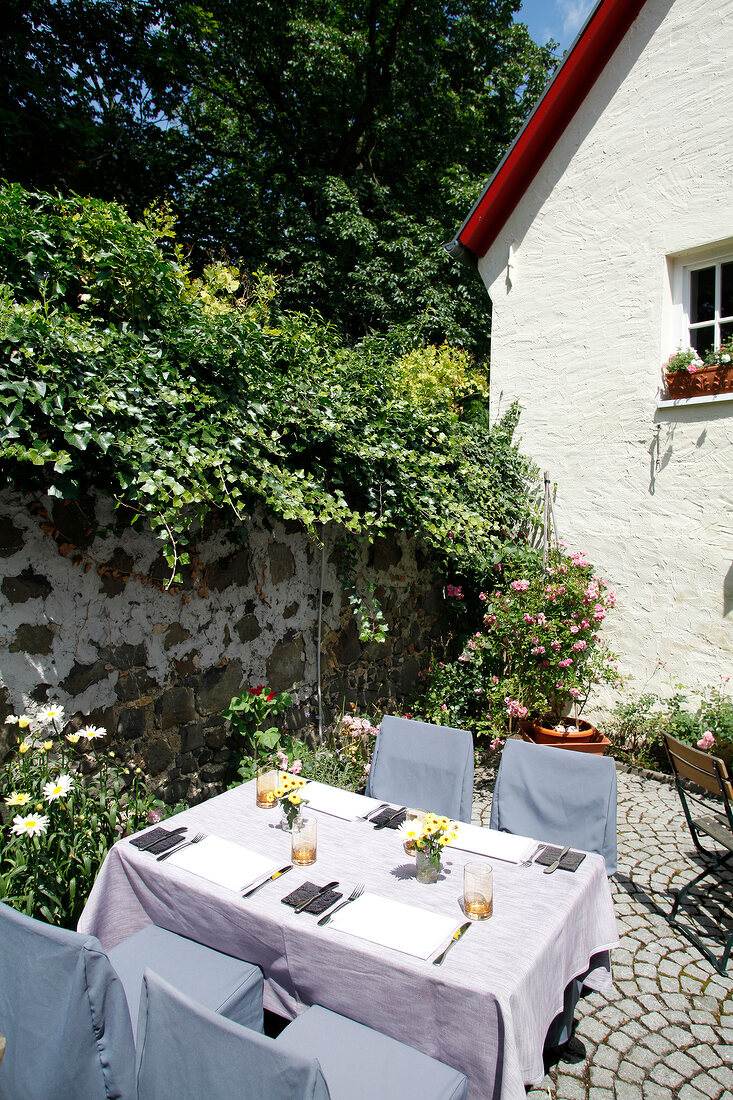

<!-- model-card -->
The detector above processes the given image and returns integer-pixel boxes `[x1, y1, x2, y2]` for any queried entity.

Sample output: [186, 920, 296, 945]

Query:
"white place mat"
[167, 835, 280, 892]
[303, 782, 386, 821]
[449, 823, 537, 863]
[328, 892, 460, 960]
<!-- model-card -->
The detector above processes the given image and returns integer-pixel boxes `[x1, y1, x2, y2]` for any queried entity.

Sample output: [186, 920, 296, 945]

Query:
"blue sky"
[515, 0, 596, 52]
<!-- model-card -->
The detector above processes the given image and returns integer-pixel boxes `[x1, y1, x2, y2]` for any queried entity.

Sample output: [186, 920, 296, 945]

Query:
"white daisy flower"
[12, 813, 50, 837]
[43, 775, 73, 803]
[40, 704, 66, 726]
[4, 791, 31, 807]
[79, 725, 106, 740]
[396, 818, 422, 843]
[5, 715, 19, 724]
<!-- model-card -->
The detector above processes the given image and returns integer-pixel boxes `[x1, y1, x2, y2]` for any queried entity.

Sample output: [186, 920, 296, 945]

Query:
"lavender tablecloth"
[78, 781, 618, 1100]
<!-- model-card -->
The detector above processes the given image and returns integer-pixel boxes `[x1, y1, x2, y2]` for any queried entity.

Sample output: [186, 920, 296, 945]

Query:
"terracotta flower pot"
[519, 718, 611, 756]
[666, 364, 733, 399]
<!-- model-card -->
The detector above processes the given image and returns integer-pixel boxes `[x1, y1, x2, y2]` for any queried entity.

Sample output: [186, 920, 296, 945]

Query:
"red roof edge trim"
[457, 0, 647, 260]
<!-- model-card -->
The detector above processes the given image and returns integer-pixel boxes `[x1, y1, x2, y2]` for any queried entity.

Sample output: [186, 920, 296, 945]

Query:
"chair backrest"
[662, 732, 733, 832]
[489, 739, 618, 875]
[0, 901, 135, 1100]
[136, 970, 331, 1100]
[663, 731, 733, 803]
[365, 715, 475, 822]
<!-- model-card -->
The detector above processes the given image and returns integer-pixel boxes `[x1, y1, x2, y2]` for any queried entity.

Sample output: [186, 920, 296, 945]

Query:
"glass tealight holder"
[463, 862, 493, 920]
[291, 816, 317, 866]
[403, 808, 426, 856]
[256, 764, 281, 809]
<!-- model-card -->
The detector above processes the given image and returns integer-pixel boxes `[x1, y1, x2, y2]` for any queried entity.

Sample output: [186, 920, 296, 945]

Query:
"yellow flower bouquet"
[273, 773, 309, 828]
[397, 813, 458, 882]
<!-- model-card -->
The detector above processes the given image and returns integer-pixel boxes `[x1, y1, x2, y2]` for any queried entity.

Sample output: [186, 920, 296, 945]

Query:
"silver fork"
[520, 843, 544, 868]
[157, 831, 205, 861]
[358, 803, 389, 820]
[317, 883, 364, 926]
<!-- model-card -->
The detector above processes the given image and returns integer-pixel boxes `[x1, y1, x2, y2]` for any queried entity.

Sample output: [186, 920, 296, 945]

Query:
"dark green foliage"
[0, 1, 559, 354]
[0, 185, 537, 580]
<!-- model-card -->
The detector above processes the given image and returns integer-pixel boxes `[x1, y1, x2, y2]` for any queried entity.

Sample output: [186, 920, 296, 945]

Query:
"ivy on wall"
[0, 185, 537, 585]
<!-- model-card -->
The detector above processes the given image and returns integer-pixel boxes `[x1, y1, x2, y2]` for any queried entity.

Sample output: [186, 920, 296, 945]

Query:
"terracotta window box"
[665, 364, 733, 400]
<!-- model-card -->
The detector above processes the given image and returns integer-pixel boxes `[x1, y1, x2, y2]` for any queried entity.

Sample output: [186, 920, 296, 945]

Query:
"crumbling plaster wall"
[0, 489, 452, 802]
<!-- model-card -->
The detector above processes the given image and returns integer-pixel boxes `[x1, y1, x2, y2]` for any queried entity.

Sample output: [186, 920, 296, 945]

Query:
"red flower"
[248, 685, 264, 696]
[266, 692, 275, 702]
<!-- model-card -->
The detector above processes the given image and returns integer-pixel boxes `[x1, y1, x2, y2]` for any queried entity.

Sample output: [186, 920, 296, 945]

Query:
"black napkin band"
[137, 829, 188, 854]
[371, 808, 407, 829]
[282, 882, 343, 914]
[534, 845, 586, 872]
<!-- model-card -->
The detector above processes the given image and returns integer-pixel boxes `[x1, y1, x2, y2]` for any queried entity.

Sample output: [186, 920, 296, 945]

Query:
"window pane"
[691, 266, 715, 322]
[721, 262, 733, 319]
[691, 326, 714, 357]
[720, 321, 733, 345]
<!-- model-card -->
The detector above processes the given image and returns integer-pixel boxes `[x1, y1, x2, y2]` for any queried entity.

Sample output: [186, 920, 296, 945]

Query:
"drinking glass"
[463, 862, 493, 920]
[403, 808, 426, 855]
[291, 816, 317, 866]
[256, 764, 281, 809]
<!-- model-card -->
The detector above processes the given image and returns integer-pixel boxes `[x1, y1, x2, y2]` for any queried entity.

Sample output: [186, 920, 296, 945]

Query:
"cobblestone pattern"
[472, 764, 733, 1100]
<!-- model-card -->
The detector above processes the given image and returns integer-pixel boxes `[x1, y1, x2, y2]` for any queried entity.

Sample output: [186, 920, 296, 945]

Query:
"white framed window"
[683, 254, 733, 356]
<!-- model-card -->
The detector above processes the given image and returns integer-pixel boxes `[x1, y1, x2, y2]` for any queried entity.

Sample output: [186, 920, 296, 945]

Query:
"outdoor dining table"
[78, 779, 619, 1100]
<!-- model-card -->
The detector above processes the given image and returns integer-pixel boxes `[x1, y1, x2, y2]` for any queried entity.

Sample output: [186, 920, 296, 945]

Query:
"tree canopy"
[1, 0, 558, 355]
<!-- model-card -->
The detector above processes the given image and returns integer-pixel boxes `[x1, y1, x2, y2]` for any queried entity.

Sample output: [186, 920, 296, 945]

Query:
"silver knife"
[544, 844, 570, 874]
[241, 865, 293, 898]
[374, 806, 407, 830]
[293, 880, 339, 913]
[433, 922, 471, 966]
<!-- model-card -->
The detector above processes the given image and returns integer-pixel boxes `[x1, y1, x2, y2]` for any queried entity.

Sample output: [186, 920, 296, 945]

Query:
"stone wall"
[0, 489, 454, 802]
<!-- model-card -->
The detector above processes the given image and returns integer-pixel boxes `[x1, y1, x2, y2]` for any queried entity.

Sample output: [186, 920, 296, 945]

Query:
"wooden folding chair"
[662, 732, 733, 974]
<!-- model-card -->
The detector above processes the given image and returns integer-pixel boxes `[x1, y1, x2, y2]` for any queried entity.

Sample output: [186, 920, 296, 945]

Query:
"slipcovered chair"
[136, 970, 469, 1100]
[489, 739, 618, 875]
[0, 903, 264, 1100]
[489, 740, 618, 1055]
[365, 715, 475, 822]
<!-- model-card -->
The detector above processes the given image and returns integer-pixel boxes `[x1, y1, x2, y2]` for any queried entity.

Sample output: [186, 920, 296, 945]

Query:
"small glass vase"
[281, 805, 302, 831]
[415, 848, 440, 884]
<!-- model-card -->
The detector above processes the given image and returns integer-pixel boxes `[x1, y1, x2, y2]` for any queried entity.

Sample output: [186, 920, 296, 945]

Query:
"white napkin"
[449, 823, 537, 863]
[303, 782, 386, 822]
[329, 892, 460, 960]
[167, 835, 281, 892]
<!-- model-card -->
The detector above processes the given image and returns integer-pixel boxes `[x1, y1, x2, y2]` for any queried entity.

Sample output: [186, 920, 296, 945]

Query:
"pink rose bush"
[417, 547, 621, 744]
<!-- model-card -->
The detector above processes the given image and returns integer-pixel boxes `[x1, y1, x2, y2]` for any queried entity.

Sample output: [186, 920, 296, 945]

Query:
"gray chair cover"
[489, 739, 617, 1048]
[0, 901, 136, 1100]
[136, 970, 331, 1100]
[365, 715, 475, 822]
[489, 739, 618, 875]
[107, 923, 264, 1035]
[279, 1005, 469, 1100]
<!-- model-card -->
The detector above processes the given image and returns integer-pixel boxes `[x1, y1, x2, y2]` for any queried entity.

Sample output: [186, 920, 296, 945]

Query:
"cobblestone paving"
[472, 765, 733, 1100]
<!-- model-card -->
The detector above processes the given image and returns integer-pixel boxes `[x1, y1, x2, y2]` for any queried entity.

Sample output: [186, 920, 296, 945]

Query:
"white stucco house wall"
[446, 0, 733, 703]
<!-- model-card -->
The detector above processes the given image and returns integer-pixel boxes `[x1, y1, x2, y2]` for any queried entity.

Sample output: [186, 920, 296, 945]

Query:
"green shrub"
[0, 183, 538, 590]
[602, 681, 733, 772]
